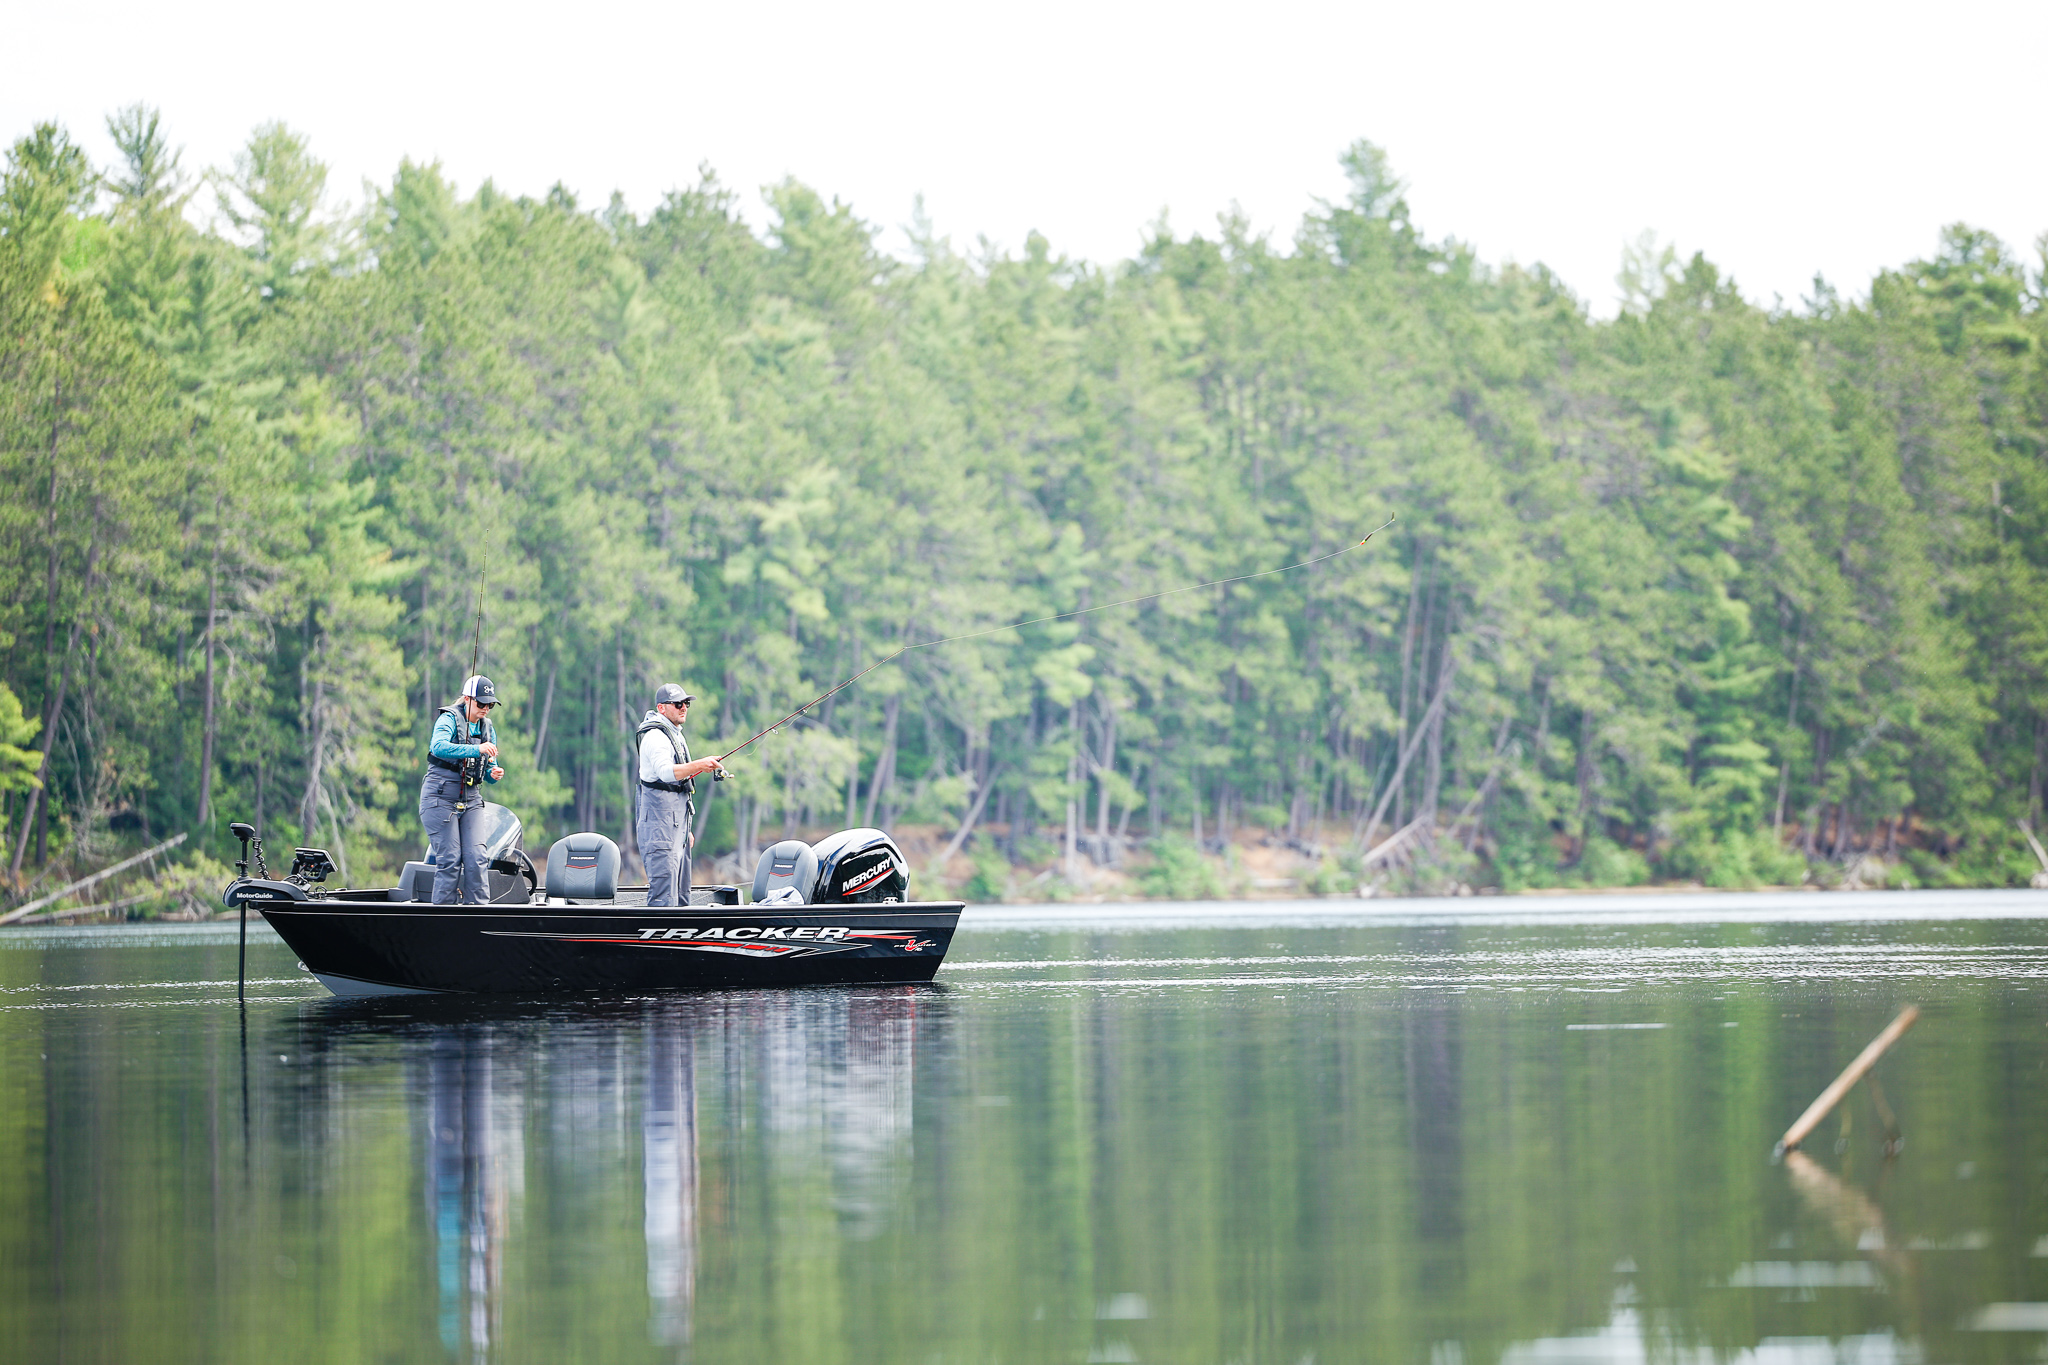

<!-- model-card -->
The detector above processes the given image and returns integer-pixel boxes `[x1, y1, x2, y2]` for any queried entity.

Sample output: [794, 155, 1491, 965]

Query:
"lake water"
[4, 891, 2047, 1364]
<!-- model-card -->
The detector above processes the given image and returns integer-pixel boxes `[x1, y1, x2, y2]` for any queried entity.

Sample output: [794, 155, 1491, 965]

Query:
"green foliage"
[134, 851, 236, 916]
[960, 844, 1012, 903]
[1303, 856, 1361, 896]
[1137, 835, 1225, 901]
[0, 685, 41, 795]
[1577, 836, 1653, 888]
[4, 112, 2047, 896]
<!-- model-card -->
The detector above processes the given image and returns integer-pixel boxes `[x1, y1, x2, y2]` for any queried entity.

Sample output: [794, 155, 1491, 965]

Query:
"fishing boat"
[220, 810, 960, 996]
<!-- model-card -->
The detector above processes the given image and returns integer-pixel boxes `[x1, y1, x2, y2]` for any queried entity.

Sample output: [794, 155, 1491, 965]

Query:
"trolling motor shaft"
[228, 822, 259, 1003]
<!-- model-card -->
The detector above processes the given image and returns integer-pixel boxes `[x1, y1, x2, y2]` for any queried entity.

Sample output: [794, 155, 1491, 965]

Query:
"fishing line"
[468, 552, 487, 683]
[716, 515, 1397, 765]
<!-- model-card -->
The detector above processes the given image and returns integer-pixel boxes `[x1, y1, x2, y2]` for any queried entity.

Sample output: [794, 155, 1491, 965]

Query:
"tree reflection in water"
[7, 918, 2047, 1364]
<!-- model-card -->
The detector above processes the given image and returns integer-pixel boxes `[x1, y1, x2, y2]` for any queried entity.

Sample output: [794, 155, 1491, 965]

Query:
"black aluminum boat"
[221, 812, 960, 996]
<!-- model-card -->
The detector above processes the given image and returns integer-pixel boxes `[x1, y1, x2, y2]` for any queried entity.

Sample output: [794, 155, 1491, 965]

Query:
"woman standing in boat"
[420, 675, 507, 904]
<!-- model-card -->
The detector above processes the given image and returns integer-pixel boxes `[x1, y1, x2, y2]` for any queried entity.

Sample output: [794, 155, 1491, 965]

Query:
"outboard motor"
[475, 802, 537, 900]
[395, 802, 535, 902]
[476, 802, 523, 869]
[752, 839, 820, 904]
[545, 832, 620, 901]
[810, 827, 909, 904]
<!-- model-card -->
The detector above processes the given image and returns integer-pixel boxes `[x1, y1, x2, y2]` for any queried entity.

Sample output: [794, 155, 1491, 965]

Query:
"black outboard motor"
[810, 827, 909, 904]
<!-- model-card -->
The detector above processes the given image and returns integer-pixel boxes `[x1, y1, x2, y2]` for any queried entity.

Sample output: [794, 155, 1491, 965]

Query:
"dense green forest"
[3, 108, 2047, 902]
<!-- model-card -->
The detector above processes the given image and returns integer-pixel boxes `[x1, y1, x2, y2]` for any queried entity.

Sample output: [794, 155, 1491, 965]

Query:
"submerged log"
[1776, 1005, 1920, 1156]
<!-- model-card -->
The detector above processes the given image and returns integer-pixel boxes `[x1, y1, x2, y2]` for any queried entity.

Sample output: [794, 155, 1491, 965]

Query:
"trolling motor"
[229, 821, 267, 879]
[228, 822, 261, 1003]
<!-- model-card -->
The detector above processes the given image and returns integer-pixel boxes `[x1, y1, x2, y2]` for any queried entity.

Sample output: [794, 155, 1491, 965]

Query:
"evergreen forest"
[5, 109, 2048, 904]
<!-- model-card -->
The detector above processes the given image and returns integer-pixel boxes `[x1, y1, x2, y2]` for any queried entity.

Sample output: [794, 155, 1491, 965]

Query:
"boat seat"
[390, 861, 436, 902]
[751, 840, 819, 904]
[546, 832, 620, 901]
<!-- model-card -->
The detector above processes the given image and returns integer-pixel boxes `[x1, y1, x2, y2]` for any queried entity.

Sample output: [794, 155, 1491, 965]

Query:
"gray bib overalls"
[636, 712, 693, 908]
[420, 706, 494, 905]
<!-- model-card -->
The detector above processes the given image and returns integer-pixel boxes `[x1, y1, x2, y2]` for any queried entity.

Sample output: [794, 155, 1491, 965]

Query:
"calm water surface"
[4, 891, 2047, 1364]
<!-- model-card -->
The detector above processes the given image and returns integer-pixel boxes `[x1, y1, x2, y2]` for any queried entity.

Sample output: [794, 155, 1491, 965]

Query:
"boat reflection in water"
[426, 1032, 517, 1356]
[643, 1017, 696, 1347]
[406, 988, 924, 1357]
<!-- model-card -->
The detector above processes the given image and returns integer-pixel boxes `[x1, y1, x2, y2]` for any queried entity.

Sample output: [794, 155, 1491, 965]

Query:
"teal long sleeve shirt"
[429, 710, 502, 784]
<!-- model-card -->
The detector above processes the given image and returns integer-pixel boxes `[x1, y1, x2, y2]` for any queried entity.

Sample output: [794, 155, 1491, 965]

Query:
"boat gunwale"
[259, 898, 967, 919]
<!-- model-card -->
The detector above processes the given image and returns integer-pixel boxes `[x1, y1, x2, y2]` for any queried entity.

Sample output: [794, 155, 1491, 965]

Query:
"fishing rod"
[468, 553, 487, 682]
[464, 555, 490, 788]
[714, 516, 1397, 769]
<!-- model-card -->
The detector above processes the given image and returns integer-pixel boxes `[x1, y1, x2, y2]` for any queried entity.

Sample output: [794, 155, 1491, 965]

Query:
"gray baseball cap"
[654, 683, 696, 706]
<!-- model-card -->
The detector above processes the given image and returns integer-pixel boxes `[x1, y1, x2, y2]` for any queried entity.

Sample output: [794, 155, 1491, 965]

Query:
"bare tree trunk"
[935, 762, 1000, 869]
[15, 512, 100, 879]
[1573, 709, 1597, 861]
[618, 644, 637, 866]
[38, 395, 64, 669]
[1803, 727, 1829, 856]
[1395, 541, 1422, 756]
[1420, 640, 1448, 829]
[579, 658, 600, 831]
[420, 612, 434, 733]
[782, 749, 799, 840]
[298, 679, 326, 839]
[1775, 629, 1806, 834]
[1394, 548, 1425, 832]
[862, 694, 900, 828]
[1064, 702, 1080, 878]
[1353, 653, 1456, 854]
[531, 661, 559, 770]
[12, 617, 79, 881]
[2030, 712, 2047, 830]
[196, 549, 220, 826]
[1095, 705, 1116, 842]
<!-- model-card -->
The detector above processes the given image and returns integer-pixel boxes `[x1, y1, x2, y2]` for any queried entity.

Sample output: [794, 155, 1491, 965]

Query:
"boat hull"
[258, 900, 963, 995]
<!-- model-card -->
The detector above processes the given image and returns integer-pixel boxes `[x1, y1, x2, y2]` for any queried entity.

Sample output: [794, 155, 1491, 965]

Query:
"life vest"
[427, 704, 494, 787]
[636, 710, 693, 794]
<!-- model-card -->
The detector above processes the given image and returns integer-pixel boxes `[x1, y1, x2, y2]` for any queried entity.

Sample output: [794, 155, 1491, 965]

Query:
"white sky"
[10, 0, 2045, 316]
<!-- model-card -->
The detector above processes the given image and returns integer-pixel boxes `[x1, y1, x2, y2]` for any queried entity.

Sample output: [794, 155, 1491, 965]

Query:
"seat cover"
[545, 832, 621, 900]
[751, 840, 820, 904]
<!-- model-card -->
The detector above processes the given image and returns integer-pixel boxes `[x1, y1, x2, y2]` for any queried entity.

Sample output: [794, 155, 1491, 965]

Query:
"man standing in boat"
[420, 675, 507, 904]
[636, 684, 725, 907]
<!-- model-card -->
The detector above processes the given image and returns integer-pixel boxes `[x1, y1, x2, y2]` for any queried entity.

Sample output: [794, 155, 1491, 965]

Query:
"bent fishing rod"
[712, 516, 1397, 771]
[468, 553, 487, 681]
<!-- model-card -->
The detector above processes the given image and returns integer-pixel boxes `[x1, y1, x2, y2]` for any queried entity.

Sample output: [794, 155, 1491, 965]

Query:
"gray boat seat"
[390, 861, 435, 902]
[751, 839, 819, 904]
[545, 832, 620, 901]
